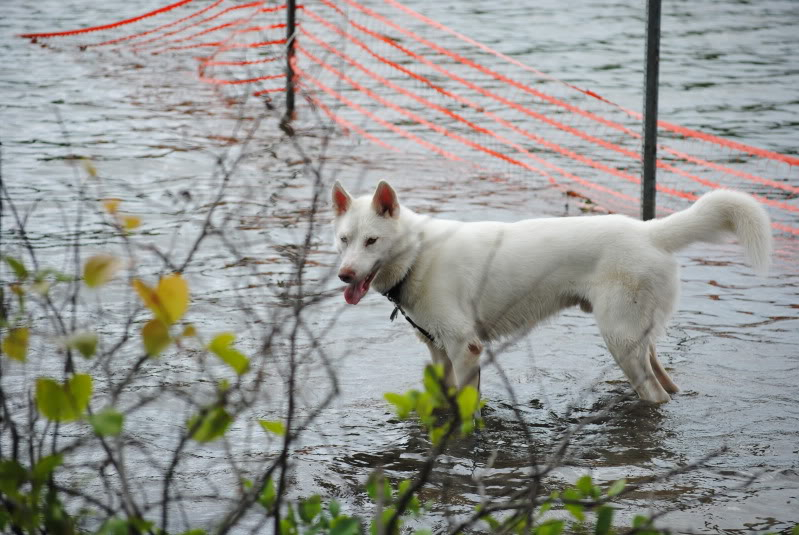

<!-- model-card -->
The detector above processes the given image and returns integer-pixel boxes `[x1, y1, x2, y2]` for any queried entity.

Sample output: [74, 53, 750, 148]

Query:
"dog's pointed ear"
[372, 180, 399, 218]
[332, 180, 352, 216]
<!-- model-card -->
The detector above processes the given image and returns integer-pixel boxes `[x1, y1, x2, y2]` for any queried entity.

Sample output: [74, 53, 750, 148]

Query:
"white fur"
[332, 182, 772, 404]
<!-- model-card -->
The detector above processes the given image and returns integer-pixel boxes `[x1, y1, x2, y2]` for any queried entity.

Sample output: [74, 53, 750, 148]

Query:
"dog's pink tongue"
[343, 278, 370, 305]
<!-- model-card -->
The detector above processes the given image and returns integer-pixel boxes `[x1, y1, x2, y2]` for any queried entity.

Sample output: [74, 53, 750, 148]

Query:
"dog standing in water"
[331, 180, 771, 403]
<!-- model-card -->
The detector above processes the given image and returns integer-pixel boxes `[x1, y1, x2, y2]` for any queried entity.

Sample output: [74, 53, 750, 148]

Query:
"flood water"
[2, 0, 798, 533]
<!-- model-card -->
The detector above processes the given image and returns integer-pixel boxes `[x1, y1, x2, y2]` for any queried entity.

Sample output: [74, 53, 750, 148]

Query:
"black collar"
[382, 270, 435, 343]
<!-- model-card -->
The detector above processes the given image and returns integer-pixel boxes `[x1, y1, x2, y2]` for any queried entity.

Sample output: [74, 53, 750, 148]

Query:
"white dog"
[331, 180, 771, 403]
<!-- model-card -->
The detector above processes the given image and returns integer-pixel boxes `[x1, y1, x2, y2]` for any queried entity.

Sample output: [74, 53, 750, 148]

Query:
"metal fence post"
[281, 0, 297, 131]
[641, 0, 661, 221]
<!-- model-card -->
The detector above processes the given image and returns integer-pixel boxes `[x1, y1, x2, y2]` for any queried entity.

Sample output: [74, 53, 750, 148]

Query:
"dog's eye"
[365, 237, 378, 246]
[340, 236, 348, 245]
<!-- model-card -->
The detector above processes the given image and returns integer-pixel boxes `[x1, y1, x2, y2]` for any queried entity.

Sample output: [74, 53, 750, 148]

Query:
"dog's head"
[331, 180, 401, 305]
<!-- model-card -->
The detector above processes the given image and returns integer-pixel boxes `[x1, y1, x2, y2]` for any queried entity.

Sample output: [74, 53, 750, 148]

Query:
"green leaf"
[83, 254, 122, 288]
[142, 319, 171, 357]
[565, 503, 585, 522]
[792, 525, 799, 535]
[189, 407, 232, 442]
[299, 495, 322, 524]
[398, 479, 421, 514]
[0, 459, 27, 495]
[422, 364, 445, 403]
[429, 423, 449, 446]
[632, 515, 649, 528]
[259, 477, 276, 510]
[33, 454, 63, 482]
[35, 374, 92, 422]
[415, 392, 433, 422]
[397, 479, 411, 496]
[3, 256, 28, 280]
[384, 392, 414, 419]
[259, 420, 286, 436]
[97, 518, 129, 535]
[328, 500, 341, 519]
[370, 507, 396, 535]
[282, 504, 298, 535]
[366, 477, 377, 501]
[330, 517, 360, 535]
[179, 530, 207, 535]
[576, 474, 594, 496]
[536, 520, 564, 535]
[456, 385, 480, 423]
[595, 506, 614, 535]
[68, 373, 92, 414]
[36, 378, 65, 421]
[482, 514, 500, 530]
[90, 409, 124, 437]
[460, 419, 475, 435]
[607, 478, 626, 497]
[366, 472, 393, 503]
[35, 267, 73, 283]
[208, 333, 249, 375]
[67, 331, 98, 359]
[2, 327, 29, 362]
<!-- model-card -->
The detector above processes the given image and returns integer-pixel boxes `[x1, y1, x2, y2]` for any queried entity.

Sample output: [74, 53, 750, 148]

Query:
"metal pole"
[281, 0, 297, 132]
[641, 0, 661, 221]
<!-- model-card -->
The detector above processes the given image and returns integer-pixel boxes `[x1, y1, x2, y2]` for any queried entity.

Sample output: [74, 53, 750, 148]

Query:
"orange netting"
[20, 0, 799, 238]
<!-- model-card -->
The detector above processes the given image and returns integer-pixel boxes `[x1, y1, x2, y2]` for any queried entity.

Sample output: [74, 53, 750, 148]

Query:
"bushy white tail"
[648, 190, 772, 274]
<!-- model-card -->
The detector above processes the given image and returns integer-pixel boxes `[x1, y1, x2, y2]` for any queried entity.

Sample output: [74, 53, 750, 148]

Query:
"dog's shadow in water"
[332, 391, 674, 510]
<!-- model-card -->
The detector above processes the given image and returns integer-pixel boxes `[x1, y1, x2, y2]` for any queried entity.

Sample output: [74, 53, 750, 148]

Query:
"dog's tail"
[648, 189, 772, 274]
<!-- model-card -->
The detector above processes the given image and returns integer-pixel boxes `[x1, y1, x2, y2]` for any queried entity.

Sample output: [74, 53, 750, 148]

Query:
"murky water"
[2, 1, 798, 533]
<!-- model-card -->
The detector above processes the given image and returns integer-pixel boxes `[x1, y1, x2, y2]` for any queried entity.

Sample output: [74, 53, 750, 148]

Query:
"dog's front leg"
[445, 338, 483, 418]
[422, 338, 456, 389]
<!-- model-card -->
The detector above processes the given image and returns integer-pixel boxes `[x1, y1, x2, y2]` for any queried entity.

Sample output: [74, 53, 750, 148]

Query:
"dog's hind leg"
[649, 344, 679, 394]
[596, 308, 671, 403]
[603, 335, 670, 403]
[593, 280, 672, 403]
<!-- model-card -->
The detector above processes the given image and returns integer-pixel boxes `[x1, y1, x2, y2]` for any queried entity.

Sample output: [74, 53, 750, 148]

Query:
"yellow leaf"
[181, 324, 197, 338]
[2, 328, 29, 362]
[81, 157, 97, 178]
[156, 274, 189, 324]
[102, 198, 121, 215]
[133, 274, 189, 325]
[123, 216, 141, 230]
[84, 254, 122, 288]
[142, 319, 171, 357]
[133, 279, 158, 311]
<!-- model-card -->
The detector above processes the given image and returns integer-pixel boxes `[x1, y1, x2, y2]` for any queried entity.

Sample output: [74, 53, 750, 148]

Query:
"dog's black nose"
[339, 269, 355, 284]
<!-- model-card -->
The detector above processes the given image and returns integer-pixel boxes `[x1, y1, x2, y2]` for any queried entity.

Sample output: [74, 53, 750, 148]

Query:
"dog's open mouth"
[343, 271, 376, 305]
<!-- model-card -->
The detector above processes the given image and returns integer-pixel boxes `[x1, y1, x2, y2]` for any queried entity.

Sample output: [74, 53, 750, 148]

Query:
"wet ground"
[2, 0, 798, 533]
